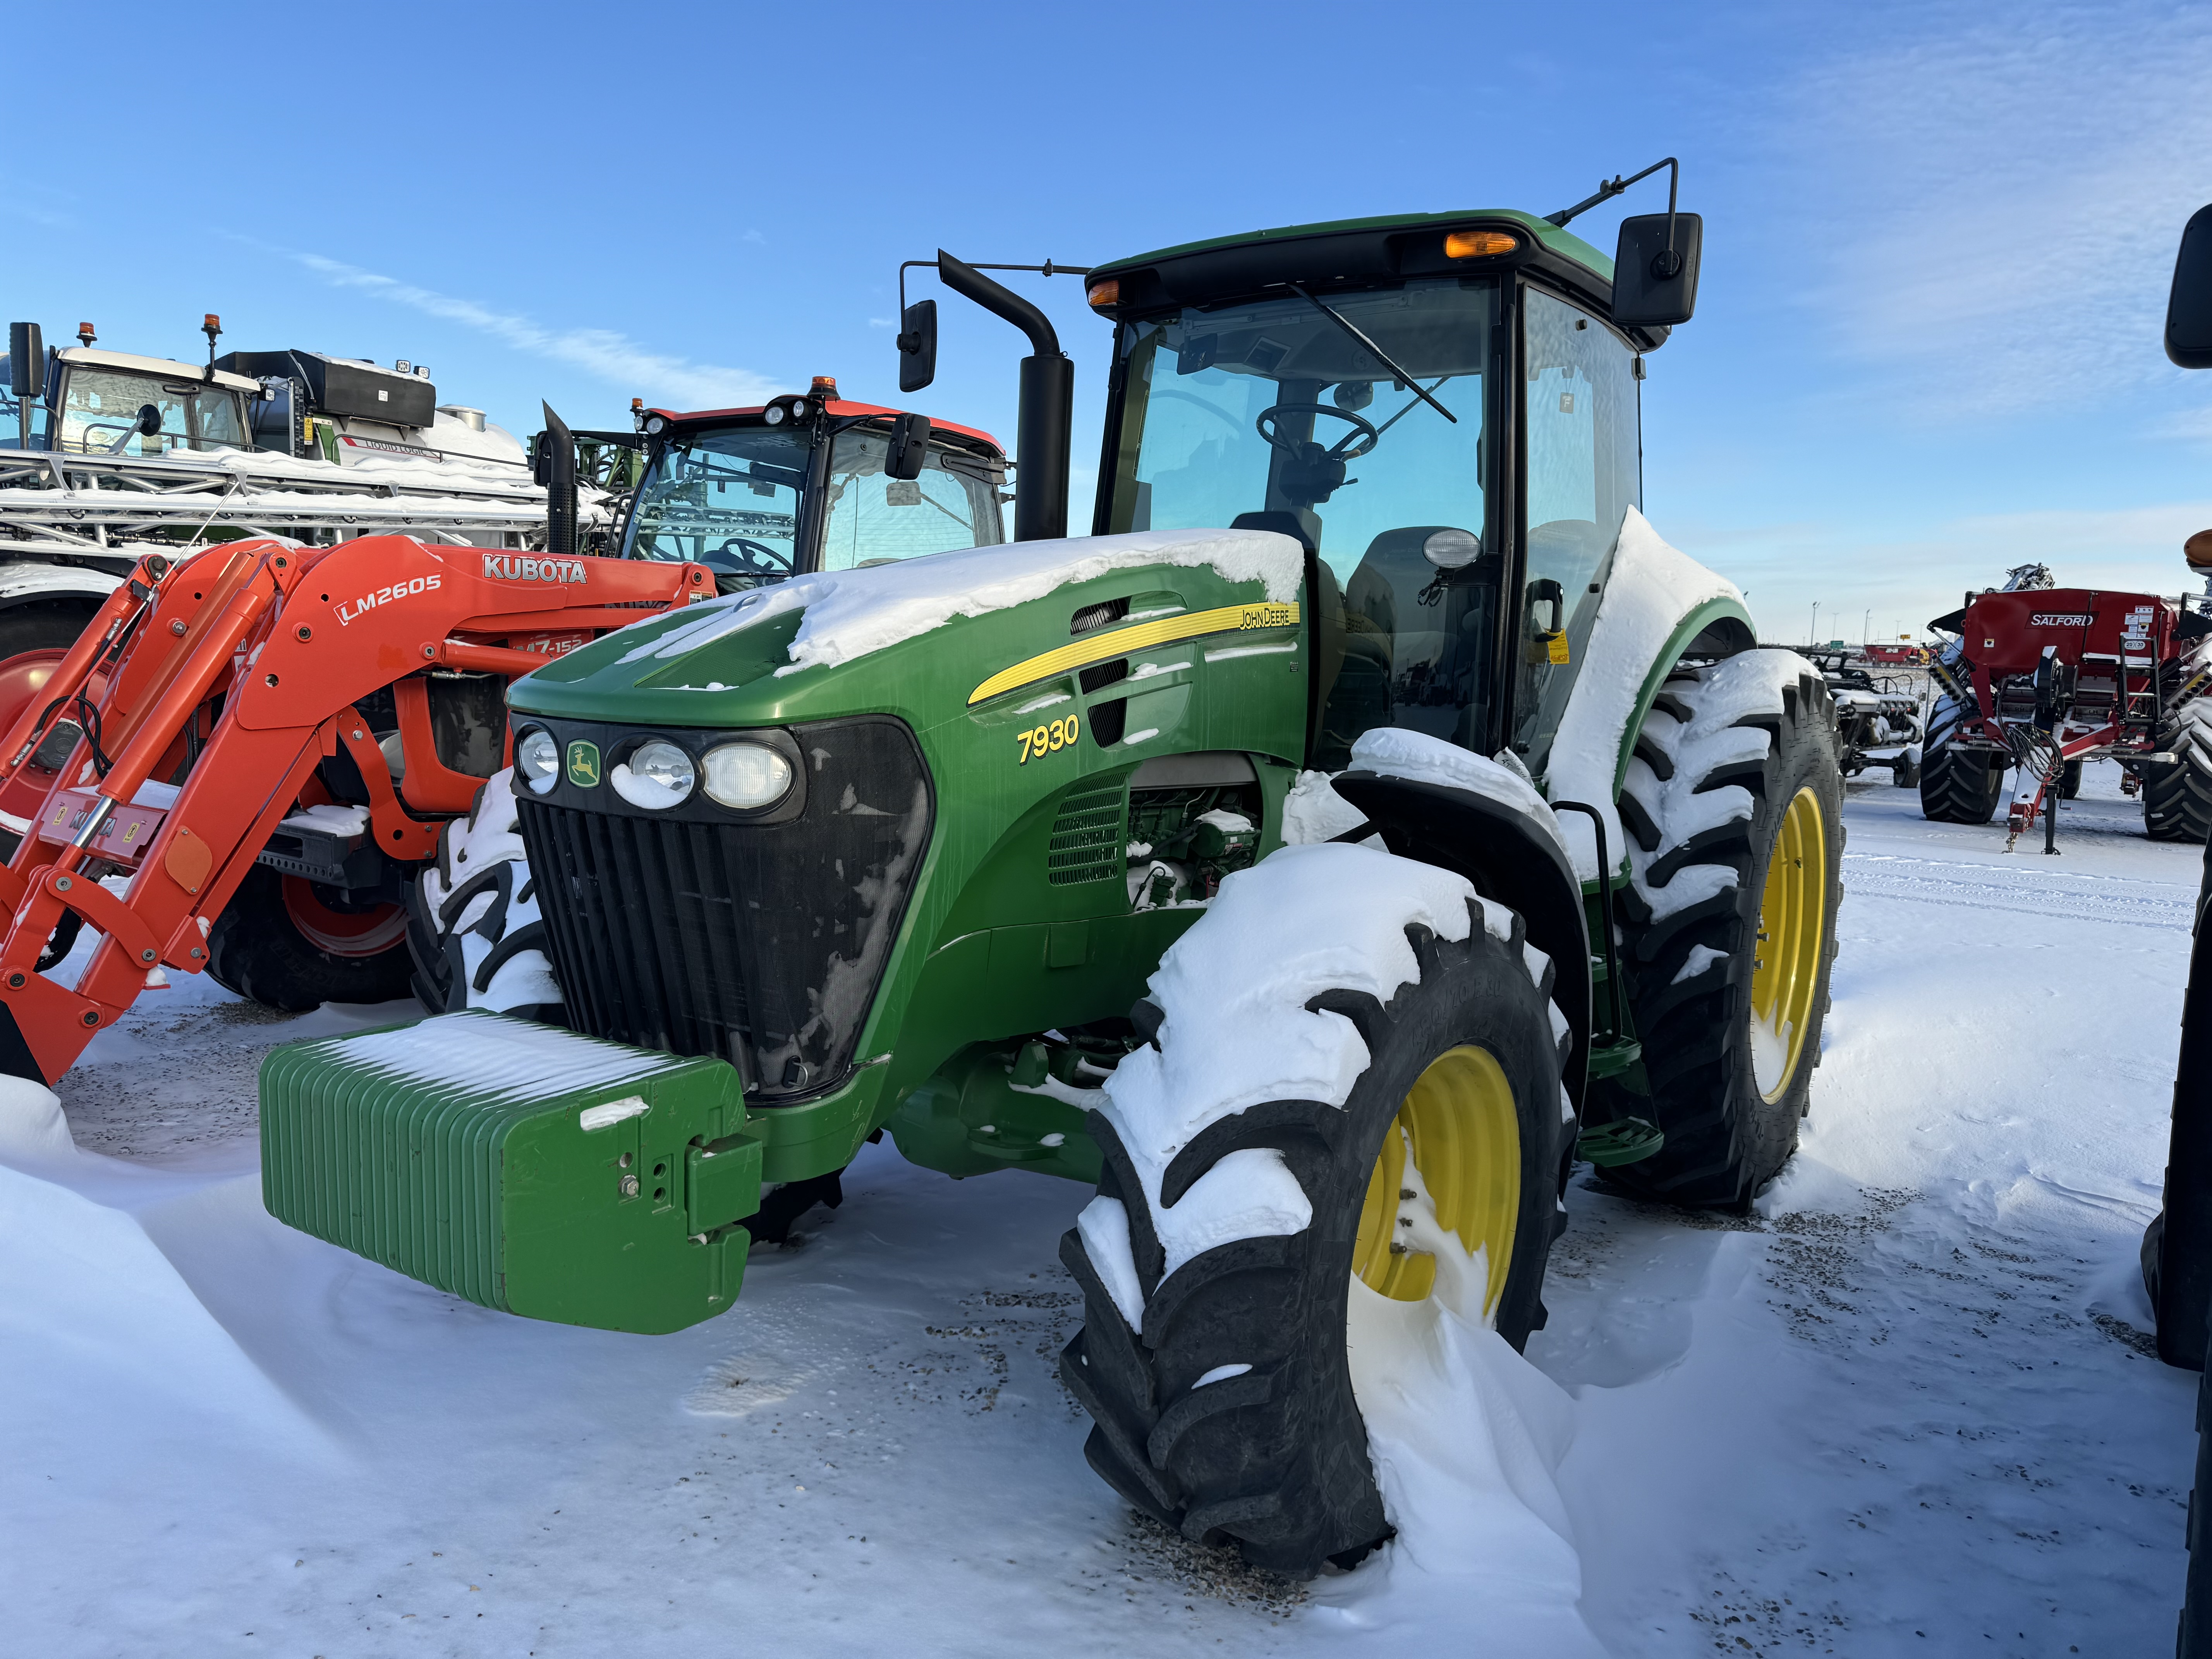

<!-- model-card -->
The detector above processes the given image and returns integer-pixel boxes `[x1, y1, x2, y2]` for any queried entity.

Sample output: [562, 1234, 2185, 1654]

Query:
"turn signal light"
[1444, 230, 1520, 259]
[1086, 278, 1121, 310]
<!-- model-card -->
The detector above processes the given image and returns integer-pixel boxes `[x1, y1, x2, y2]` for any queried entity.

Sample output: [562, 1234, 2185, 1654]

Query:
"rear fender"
[1328, 771, 1591, 1110]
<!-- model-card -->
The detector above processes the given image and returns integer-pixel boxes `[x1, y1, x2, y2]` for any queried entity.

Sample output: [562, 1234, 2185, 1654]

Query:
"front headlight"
[612, 738, 697, 809]
[516, 728, 559, 793]
[702, 740, 795, 811]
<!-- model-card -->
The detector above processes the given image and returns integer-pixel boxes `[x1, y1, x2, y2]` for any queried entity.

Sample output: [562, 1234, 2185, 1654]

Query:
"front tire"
[1598, 650, 1844, 1210]
[204, 864, 412, 1011]
[1058, 844, 1571, 1575]
[406, 769, 563, 1021]
[1919, 689, 2006, 824]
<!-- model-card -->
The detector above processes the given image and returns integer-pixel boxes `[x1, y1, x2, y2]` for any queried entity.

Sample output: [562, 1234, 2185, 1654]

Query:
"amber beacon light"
[1444, 230, 1520, 259]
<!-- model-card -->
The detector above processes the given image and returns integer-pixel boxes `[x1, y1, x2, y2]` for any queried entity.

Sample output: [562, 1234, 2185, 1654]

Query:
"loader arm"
[0, 536, 712, 1083]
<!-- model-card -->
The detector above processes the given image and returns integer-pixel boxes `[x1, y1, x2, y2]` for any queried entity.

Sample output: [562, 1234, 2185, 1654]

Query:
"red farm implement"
[1920, 563, 2212, 850]
[0, 534, 709, 1082]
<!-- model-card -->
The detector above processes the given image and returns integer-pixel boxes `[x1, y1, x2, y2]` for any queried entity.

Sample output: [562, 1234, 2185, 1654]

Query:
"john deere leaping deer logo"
[565, 739, 601, 788]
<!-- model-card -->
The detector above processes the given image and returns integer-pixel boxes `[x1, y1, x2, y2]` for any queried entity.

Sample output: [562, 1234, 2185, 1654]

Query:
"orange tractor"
[0, 386, 1010, 1084]
[0, 533, 712, 1081]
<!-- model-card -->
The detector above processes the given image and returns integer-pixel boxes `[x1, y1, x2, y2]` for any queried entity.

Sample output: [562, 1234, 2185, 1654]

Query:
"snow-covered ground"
[3, 761, 2200, 1656]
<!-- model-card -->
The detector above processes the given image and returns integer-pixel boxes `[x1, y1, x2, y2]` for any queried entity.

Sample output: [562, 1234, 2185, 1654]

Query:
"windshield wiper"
[1286, 283, 1456, 426]
[1372, 376, 1456, 440]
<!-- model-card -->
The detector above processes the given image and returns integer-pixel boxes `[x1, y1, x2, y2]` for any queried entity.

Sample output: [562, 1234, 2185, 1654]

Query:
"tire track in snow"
[1842, 852, 2195, 930]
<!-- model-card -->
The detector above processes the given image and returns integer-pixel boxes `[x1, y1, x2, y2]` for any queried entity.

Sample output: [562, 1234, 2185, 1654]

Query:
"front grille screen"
[519, 717, 931, 1099]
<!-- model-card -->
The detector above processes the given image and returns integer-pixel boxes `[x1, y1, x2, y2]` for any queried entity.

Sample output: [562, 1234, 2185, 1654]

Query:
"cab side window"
[1515, 289, 1641, 763]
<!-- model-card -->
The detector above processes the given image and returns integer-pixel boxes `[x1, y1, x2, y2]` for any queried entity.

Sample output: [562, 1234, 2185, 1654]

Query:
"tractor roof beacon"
[258, 170, 1850, 1575]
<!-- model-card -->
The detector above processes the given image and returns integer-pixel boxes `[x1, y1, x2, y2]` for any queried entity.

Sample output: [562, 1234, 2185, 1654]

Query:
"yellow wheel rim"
[1750, 786, 1827, 1101]
[1352, 1046, 1521, 1318]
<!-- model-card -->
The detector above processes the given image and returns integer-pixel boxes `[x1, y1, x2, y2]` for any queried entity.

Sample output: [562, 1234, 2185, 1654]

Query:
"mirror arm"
[1545, 155, 1680, 247]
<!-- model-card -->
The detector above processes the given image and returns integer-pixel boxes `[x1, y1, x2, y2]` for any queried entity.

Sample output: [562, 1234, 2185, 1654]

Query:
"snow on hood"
[615, 527, 1305, 679]
[1346, 728, 1571, 863]
[1546, 509, 1742, 881]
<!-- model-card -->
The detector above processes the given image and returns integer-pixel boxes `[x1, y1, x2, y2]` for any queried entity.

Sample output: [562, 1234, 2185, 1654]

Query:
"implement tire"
[1058, 844, 1571, 1575]
[206, 864, 412, 1012]
[2147, 704, 2212, 843]
[1597, 649, 1844, 1211]
[1919, 689, 2005, 824]
[406, 769, 563, 1022]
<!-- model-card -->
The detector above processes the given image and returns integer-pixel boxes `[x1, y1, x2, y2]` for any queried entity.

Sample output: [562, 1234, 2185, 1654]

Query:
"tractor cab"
[618, 383, 1007, 592]
[1082, 209, 1673, 773]
[1, 338, 259, 455]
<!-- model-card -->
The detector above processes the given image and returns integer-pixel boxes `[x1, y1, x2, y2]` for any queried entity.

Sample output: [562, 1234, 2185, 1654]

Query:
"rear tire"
[1058, 846, 1571, 1575]
[407, 769, 563, 1022]
[2147, 704, 2212, 843]
[1597, 650, 1845, 1211]
[205, 864, 412, 1011]
[1919, 690, 2005, 824]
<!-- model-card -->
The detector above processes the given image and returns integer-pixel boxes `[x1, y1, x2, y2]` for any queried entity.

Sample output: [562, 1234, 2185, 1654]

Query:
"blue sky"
[8, 0, 2210, 644]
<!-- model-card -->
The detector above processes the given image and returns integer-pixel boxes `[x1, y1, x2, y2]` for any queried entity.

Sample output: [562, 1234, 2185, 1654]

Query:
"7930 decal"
[1018, 714, 1079, 763]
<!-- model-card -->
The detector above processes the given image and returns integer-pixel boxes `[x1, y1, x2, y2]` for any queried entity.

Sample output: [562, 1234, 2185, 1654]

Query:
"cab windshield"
[623, 426, 807, 586]
[1104, 277, 1497, 764]
[821, 427, 1005, 569]
[55, 369, 249, 456]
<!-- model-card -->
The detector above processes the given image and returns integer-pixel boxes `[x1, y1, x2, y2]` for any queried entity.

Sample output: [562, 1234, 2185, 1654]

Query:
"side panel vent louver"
[1046, 785, 1125, 886]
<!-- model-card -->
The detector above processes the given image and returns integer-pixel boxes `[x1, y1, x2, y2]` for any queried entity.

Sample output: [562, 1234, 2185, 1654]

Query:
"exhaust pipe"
[538, 401, 578, 558]
[934, 251, 1072, 543]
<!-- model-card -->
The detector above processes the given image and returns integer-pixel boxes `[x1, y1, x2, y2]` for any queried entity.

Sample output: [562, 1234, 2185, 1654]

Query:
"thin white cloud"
[294, 254, 783, 409]
[866, 317, 896, 328]
[1776, 3, 2212, 417]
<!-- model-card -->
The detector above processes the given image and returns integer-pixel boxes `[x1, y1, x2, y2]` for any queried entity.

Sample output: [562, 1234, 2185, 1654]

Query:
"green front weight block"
[1576, 1116, 1666, 1168]
[260, 1011, 761, 1334]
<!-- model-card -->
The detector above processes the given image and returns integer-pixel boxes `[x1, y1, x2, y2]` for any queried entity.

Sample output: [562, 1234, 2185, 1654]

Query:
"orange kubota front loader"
[0, 534, 709, 1083]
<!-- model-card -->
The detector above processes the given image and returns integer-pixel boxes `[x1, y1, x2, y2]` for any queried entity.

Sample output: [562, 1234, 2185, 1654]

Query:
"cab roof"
[54, 345, 262, 395]
[1087, 206, 1645, 342]
[643, 400, 1004, 458]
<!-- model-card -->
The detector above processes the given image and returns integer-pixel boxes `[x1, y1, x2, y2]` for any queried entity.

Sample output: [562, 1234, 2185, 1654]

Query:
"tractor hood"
[507, 528, 1307, 734]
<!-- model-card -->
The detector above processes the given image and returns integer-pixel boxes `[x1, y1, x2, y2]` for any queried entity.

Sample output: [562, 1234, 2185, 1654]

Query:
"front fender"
[1329, 771, 1590, 1111]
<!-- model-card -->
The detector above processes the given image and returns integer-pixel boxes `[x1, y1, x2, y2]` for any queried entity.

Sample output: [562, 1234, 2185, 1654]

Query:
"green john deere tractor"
[259, 167, 1846, 1574]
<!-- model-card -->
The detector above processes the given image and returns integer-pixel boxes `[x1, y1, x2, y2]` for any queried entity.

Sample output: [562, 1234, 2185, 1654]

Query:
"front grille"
[519, 716, 931, 1099]
[1047, 785, 1124, 886]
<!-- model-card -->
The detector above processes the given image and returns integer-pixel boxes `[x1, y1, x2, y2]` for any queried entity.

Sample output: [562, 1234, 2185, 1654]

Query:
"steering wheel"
[708, 537, 792, 577]
[1256, 402, 1380, 461]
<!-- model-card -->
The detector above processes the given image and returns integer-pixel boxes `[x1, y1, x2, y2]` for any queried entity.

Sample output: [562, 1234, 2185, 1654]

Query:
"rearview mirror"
[8, 322, 41, 397]
[1611, 212, 1704, 329]
[896, 299, 937, 394]
[2170, 204, 2212, 368]
[884, 410, 932, 479]
[135, 404, 163, 436]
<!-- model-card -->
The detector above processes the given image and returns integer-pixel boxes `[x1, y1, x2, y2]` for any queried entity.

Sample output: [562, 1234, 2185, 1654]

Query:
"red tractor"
[1919, 562, 2212, 849]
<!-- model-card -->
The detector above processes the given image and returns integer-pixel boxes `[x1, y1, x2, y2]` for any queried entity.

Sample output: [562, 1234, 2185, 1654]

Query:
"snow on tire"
[1598, 648, 1844, 1210]
[1056, 842, 1573, 1575]
[1918, 689, 2005, 825]
[2146, 699, 2212, 843]
[405, 768, 563, 1022]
